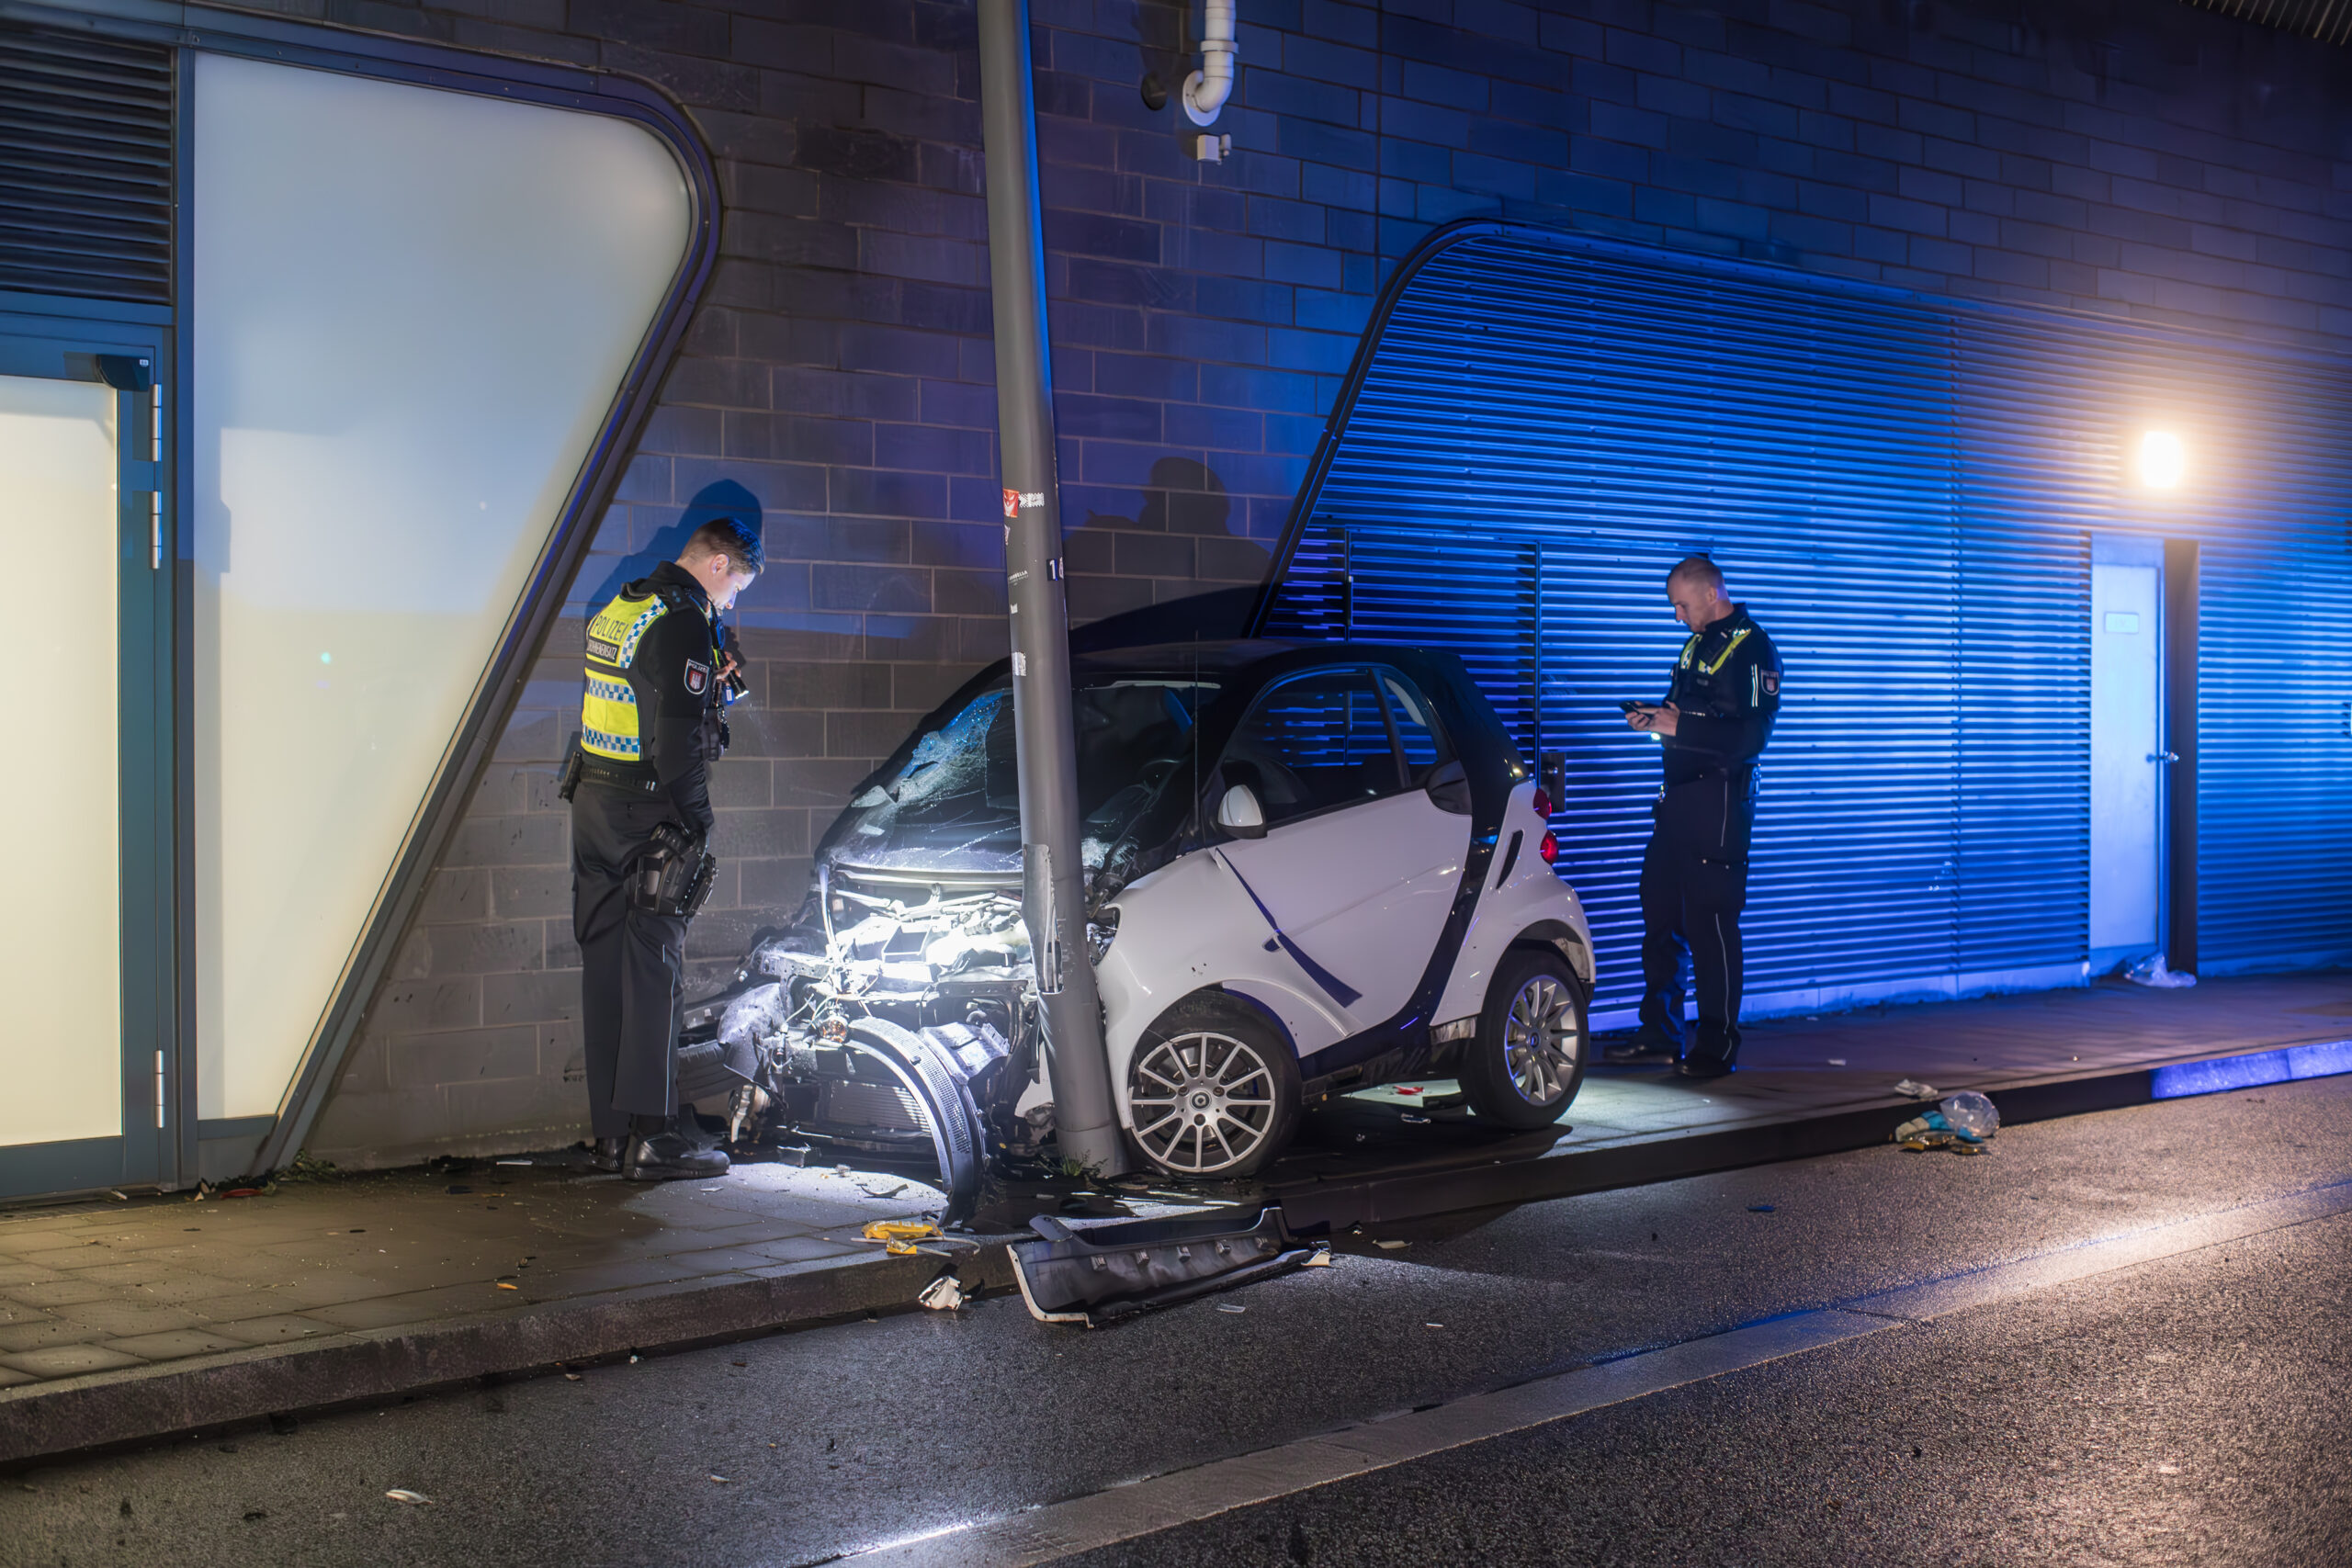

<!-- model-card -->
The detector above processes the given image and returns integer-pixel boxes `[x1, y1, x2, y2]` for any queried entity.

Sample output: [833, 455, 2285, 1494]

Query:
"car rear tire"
[1461, 947, 1589, 1131]
[1125, 996, 1302, 1179]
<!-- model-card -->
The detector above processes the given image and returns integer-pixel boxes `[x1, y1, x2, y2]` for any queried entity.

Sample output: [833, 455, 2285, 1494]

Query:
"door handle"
[2147, 751, 2179, 764]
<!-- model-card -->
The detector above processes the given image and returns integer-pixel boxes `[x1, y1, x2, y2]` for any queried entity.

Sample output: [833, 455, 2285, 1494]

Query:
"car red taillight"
[1538, 830, 1558, 864]
[1531, 788, 1552, 819]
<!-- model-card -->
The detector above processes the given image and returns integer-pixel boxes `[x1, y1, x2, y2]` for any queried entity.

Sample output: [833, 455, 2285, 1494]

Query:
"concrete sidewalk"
[2, 969, 2346, 1468]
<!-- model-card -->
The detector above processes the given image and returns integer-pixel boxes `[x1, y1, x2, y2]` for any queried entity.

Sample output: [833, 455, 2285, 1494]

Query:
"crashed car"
[678, 638, 1595, 1212]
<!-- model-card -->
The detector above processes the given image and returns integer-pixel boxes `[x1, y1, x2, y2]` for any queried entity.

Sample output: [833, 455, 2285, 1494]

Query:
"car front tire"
[1125, 995, 1302, 1179]
[1461, 947, 1589, 1131]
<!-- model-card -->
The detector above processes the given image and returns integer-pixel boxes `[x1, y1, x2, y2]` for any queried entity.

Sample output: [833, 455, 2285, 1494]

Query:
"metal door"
[2089, 540, 2165, 968]
[0, 329, 175, 1197]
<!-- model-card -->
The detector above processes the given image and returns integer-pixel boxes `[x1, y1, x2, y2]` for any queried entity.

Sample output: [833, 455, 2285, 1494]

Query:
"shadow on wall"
[582, 479, 764, 613]
[1065, 457, 1273, 631]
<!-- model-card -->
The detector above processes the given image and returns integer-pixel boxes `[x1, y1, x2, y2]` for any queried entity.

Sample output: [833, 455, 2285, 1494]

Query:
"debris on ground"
[917, 1273, 968, 1312]
[1215, 1303, 1246, 1314]
[1895, 1091, 2000, 1154]
[385, 1490, 432, 1506]
[862, 1218, 941, 1256]
[1302, 1246, 1334, 1268]
[1374, 1239, 1408, 1250]
[1010, 1206, 1317, 1326]
[2125, 953, 2197, 988]
[1894, 1078, 1938, 1100]
[1747, 1203, 1776, 1213]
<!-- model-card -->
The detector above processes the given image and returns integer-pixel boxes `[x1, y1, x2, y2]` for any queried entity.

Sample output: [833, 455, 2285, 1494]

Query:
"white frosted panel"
[0, 377, 120, 1146]
[192, 54, 689, 1118]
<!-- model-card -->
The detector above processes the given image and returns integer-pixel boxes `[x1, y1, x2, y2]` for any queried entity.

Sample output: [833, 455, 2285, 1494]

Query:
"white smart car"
[683, 639, 1595, 1205]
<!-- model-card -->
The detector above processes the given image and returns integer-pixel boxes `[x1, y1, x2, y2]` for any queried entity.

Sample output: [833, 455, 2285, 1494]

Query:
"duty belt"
[579, 756, 662, 795]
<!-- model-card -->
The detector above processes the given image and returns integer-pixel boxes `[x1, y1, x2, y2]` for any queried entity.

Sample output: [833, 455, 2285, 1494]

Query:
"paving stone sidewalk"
[0, 1152, 971, 1464]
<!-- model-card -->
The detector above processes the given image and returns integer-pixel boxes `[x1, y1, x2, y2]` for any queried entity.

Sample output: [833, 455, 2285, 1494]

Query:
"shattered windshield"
[830, 676, 1217, 876]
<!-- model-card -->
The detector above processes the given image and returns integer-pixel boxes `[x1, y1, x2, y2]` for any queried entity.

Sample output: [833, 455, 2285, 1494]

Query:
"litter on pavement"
[1895, 1090, 2000, 1153]
[916, 1273, 968, 1312]
[1894, 1079, 1938, 1099]
[2125, 953, 2197, 988]
[385, 1490, 432, 1506]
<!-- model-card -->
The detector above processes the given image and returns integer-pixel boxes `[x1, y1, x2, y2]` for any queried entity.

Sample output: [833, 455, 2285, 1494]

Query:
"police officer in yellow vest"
[1608, 556, 1783, 1079]
[567, 516, 759, 1179]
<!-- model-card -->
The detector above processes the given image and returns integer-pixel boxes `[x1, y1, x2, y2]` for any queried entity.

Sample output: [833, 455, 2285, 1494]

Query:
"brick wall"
[301, 0, 2352, 1166]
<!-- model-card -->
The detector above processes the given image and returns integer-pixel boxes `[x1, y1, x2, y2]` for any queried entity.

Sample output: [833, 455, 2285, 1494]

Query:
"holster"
[629, 820, 718, 919]
[557, 736, 584, 803]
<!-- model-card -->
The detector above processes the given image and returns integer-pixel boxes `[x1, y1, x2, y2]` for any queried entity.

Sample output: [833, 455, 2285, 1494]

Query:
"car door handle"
[2147, 751, 2178, 764]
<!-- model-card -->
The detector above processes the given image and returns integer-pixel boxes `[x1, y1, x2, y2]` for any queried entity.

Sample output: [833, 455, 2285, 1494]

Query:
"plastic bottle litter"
[1938, 1090, 2000, 1141]
[2124, 953, 2197, 988]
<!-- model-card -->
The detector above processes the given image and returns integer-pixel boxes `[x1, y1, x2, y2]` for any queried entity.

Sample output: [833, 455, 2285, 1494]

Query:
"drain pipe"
[1183, 0, 1237, 125]
[976, 0, 1129, 1179]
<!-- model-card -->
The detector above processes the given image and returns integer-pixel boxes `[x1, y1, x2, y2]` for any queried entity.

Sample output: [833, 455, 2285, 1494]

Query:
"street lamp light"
[2136, 430, 2186, 491]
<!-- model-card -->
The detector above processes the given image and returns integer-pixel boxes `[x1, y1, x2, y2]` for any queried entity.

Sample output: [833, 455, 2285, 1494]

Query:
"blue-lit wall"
[301, 0, 2352, 1163]
[1262, 223, 2352, 1021]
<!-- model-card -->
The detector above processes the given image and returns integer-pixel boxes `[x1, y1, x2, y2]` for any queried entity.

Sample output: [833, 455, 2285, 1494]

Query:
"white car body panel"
[1094, 849, 1351, 1120]
[1098, 777, 1590, 1132]
[1215, 789, 1470, 1032]
[1433, 781, 1596, 1028]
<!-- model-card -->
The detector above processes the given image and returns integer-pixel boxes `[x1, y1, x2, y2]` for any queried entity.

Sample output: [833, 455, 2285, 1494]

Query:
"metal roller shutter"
[1260, 223, 2352, 1021]
[0, 24, 174, 303]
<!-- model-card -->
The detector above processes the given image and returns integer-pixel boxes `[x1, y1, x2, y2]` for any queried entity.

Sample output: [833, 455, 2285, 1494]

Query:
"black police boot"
[623, 1130, 730, 1181]
[1674, 1055, 1737, 1080]
[1603, 1027, 1681, 1065]
[588, 1136, 627, 1174]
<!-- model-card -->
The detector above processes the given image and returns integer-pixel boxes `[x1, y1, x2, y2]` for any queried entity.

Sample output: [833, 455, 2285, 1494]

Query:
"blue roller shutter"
[1261, 223, 2352, 1018]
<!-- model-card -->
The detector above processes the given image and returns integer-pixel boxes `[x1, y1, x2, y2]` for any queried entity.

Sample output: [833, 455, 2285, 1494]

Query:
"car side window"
[1220, 669, 1402, 828]
[1377, 671, 1454, 786]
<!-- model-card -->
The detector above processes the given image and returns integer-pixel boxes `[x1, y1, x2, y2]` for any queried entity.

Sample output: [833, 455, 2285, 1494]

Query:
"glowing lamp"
[2136, 430, 2186, 491]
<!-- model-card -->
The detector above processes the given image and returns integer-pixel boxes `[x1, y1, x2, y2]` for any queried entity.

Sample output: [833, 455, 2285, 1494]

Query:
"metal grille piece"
[0, 25, 174, 303]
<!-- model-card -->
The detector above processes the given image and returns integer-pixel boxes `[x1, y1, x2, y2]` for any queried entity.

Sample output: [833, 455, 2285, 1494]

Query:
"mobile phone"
[1618, 699, 1650, 714]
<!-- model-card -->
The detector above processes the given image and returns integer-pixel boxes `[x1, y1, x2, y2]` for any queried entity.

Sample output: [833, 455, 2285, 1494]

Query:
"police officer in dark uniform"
[1605, 556, 1783, 1078]
[567, 516, 759, 1179]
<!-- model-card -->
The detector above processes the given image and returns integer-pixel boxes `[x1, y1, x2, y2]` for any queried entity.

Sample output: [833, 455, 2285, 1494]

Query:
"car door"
[1215, 665, 1470, 1033]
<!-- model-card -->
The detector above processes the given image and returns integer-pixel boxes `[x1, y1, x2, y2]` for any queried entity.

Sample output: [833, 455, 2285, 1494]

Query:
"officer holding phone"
[565, 515, 760, 1179]
[1605, 556, 1782, 1078]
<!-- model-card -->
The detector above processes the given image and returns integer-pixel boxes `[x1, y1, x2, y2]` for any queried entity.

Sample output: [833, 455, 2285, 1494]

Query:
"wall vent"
[0, 26, 173, 303]
[2179, 0, 2352, 45]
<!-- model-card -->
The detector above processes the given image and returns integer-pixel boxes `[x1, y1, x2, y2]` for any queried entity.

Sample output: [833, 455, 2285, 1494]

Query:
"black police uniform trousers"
[571, 782, 688, 1138]
[1637, 773, 1754, 1066]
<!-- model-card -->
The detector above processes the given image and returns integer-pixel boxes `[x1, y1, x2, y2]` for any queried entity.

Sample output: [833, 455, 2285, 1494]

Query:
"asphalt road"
[8, 1075, 2349, 1567]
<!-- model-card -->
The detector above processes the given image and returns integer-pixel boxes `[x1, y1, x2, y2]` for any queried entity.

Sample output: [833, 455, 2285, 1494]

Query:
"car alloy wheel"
[1128, 1030, 1280, 1176]
[1462, 948, 1589, 1131]
[1502, 971, 1580, 1104]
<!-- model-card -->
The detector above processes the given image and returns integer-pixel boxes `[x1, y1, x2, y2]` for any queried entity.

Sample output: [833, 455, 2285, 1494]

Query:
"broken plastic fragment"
[1374, 1239, 1408, 1250]
[1302, 1246, 1333, 1268]
[1214, 1303, 1246, 1314]
[385, 1490, 432, 1506]
[707, 1474, 733, 1484]
[918, 1274, 967, 1311]
[863, 1219, 941, 1245]
[1894, 1079, 1938, 1100]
